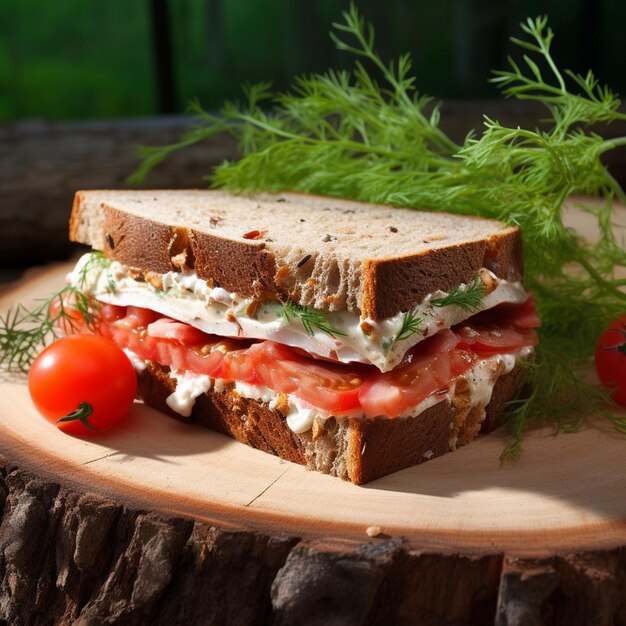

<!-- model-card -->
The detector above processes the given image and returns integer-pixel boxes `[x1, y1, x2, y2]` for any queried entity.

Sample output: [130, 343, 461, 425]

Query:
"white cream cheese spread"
[165, 370, 212, 417]
[70, 253, 529, 372]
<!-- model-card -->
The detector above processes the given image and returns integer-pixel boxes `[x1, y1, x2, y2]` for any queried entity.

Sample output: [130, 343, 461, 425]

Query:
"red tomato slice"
[122, 306, 161, 328]
[469, 294, 541, 330]
[221, 340, 364, 412]
[147, 317, 209, 344]
[265, 357, 364, 412]
[358, 331, 476, 418]
[98, 308, 226, 377]
[222, 347, 264, 385]
[510, 296, 542, 329]
[494, 295, 542, 329]
[99, 303, 127, 323]
[57, 301, 537, 419]
[456, 325, 538, 355]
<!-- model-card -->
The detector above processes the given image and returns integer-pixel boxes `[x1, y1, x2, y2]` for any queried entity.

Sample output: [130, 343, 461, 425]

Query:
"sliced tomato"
[49, 298, 89, 335]
[58, 301, 538, 420]
[49, 294, 103, 335]
[222, 347, 264, 385]
[469, 294, 541, 330]
[456, 325, 538, 355]
[265, 357, 364, 413]
[220, 341, 288, 385]
[118, 306, 160, 329]
[221, 340, 364, 412]
[98, 308, 226, 377]
[509, 295, 542, 329]
[99, 303, 127, 323]
[147, 317, 209, 344]
[358, 330, 476, 418]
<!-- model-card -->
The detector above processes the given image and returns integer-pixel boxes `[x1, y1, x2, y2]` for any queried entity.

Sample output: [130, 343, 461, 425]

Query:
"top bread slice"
[70, 189, 522, 320]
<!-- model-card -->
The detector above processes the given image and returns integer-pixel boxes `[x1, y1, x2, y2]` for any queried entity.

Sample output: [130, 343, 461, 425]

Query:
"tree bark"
[1, 455, 625, 626]
[0, 117, 238, 266]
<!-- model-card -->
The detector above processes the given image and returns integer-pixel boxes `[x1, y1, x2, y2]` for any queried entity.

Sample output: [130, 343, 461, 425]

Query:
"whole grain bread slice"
[137, 360, 525, 484]
[70, 189, 523, 320]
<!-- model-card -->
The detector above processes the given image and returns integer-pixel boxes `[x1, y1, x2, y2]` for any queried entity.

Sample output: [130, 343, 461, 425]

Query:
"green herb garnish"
[431, 275, 486, 313]
[128, 6, 626, 450]
[280, 300, 347, 338]
[395, 310, 423, 343]
[0, 252, 110, 372]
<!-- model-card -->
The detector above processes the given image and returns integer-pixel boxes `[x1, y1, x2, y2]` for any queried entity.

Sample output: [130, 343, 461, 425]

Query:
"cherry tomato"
[595, 315, 626, 406]
[28, 334, 137, 434]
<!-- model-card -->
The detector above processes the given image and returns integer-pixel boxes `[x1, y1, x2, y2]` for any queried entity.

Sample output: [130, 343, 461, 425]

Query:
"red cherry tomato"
[595, 315, 626, 406]
[28, 335, 137, 434]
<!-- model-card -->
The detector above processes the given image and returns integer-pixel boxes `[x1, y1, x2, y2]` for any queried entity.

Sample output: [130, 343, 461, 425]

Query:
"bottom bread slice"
[137, 362, 525, 484]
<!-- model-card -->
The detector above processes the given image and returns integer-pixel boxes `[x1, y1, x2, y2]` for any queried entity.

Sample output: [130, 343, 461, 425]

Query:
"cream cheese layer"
[70, 253, 528, 372]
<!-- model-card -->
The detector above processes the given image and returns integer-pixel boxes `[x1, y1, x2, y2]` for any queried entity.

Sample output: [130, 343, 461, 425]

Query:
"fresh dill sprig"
[500, 336, 626, 461]
[395, 310, 423, 343]
[431, 275, 486, 312]
[280, 300, 347, 338]
[0, 252, 110, 372]
[132, 6, 626, 449]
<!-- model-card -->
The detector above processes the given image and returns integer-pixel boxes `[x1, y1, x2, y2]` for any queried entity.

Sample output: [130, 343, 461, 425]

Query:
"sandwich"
[64, 189, 539, 483]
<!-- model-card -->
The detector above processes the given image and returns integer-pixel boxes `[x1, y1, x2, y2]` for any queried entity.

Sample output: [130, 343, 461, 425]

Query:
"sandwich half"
[65, 189, 539, 483]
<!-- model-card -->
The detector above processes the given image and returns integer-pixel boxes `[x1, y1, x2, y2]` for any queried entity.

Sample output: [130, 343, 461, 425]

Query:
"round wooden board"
[2, 262, 626, 556]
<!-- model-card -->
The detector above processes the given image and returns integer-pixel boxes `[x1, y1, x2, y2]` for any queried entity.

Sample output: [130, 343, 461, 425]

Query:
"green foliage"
[0, 2, 156, 120]
[395, 311, 423, 344]
[133, 5, 626, 448]
[280, 300, 347, 338]
[431, 274, 487, 312]
[0, 253, 109, 372]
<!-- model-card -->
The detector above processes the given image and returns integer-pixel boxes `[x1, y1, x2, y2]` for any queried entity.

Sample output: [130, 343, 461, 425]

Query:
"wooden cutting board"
[1, 203, 625, 625]
[3, 262, 625, 552]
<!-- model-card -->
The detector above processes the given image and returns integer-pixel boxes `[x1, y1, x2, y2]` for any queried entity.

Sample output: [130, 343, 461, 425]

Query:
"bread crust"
[136, 361, 524, 484]
[363, 234, 522, 319]
[70, 190, 523, 320]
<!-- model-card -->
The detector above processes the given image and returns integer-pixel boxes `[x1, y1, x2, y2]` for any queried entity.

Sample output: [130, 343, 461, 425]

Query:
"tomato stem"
[56, 401, 101, 431]
[602, 328, 626, 356]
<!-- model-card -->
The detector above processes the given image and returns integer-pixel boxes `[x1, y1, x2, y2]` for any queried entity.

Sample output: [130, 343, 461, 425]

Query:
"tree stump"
[1, 206, 626, 625]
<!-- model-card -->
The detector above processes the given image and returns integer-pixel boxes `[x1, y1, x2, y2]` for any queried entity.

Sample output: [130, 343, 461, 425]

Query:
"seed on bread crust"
[297, 254, 312, 268]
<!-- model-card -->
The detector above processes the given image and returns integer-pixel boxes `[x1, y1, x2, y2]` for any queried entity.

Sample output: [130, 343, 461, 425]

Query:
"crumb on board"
[365, 525, 382, 538]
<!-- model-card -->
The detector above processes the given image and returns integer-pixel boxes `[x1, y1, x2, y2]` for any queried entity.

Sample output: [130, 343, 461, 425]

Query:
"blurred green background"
[1, 0, 625, 121]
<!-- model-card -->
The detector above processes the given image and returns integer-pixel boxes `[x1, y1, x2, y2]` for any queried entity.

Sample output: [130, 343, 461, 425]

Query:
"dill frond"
[395, 310, 423, 343]
[431, 275, 486, 312]
[0, 253, 111, 372]
[280, 300, 347, 338]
